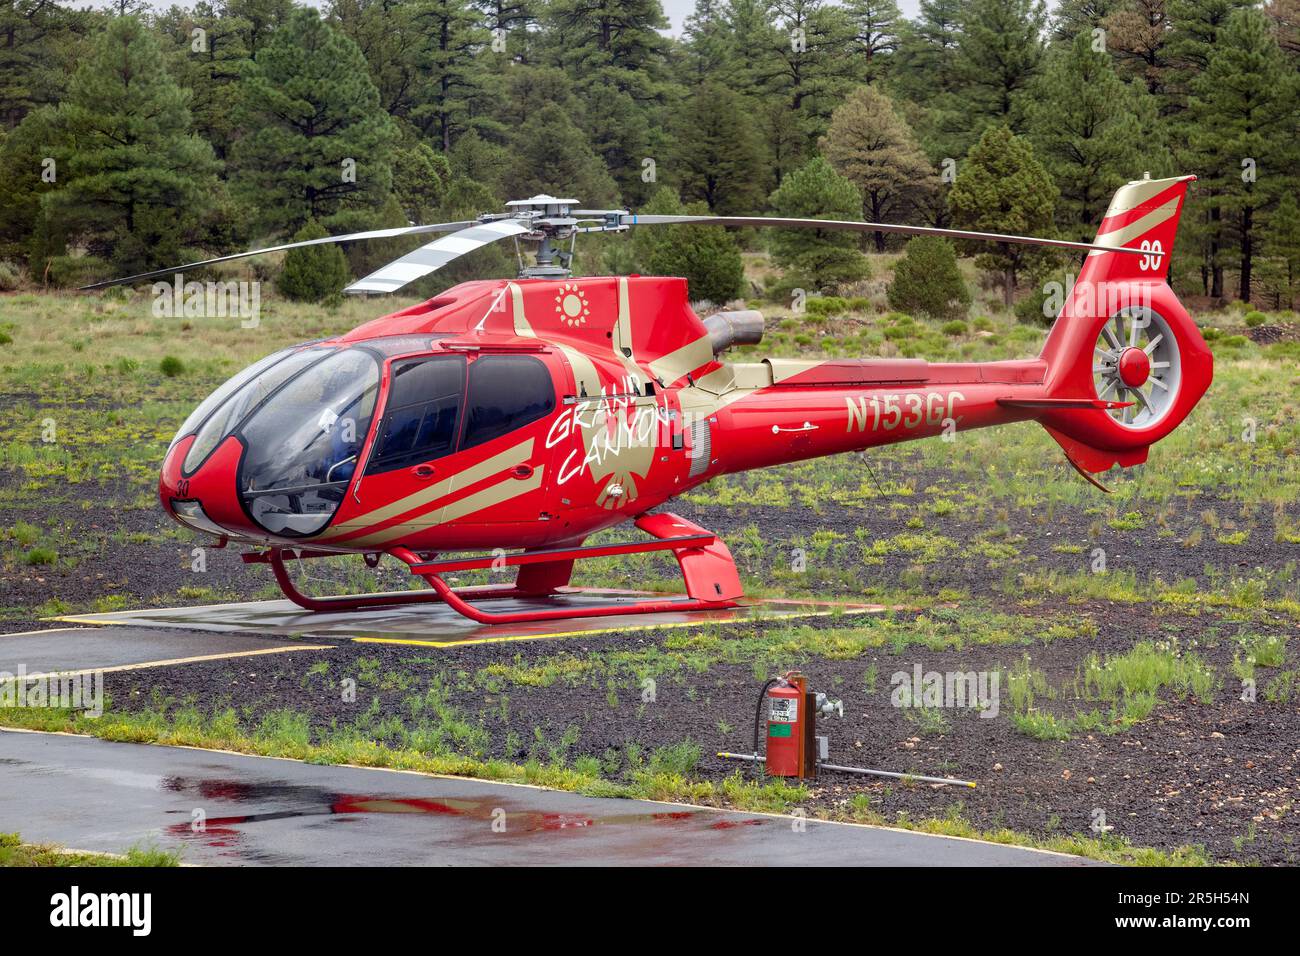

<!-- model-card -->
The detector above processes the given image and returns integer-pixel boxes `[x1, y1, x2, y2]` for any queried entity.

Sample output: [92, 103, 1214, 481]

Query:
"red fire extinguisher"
[765, 672, 810, 778]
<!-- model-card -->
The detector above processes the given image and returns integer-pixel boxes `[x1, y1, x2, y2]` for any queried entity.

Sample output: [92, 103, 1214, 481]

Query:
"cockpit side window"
[461, 355, 556, 450]
[365, 355, 466, 475]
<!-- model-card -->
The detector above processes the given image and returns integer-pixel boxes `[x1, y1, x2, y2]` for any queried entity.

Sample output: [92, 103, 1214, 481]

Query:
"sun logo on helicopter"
[554, 283, 590, 327]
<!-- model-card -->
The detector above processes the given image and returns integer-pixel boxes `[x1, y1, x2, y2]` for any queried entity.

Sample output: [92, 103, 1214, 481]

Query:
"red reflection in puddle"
[162, 776, 765, 851]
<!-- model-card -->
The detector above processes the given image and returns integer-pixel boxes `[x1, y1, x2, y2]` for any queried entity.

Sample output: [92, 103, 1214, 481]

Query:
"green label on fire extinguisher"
[768, 723, 793, 738]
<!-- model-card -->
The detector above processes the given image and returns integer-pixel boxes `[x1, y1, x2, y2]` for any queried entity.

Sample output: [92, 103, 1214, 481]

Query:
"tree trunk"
[1209, 204, 1224, 299]
[1239, 205, 1253, 304]
[1004, 268, 1014, 307]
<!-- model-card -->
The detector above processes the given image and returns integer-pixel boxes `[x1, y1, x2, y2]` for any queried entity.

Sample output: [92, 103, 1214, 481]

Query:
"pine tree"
[682, 0, 734, 82]
[953, 0, 1047, 139]
[1166, 0, 1256, 101]
[507, 103, 620, 205]
[671, 81, 767, 215]
[948, 125, 1058, 305]
[889, 0, 967, 162]
[227, 0, 293, 58]
[277, 217, 351, 301]
[1187, 8, 1298, 301]
[0, 105, 57, 264]
[410, 0, 490, 151]
[541, 0, 668, 95]
[392, 130, 451, 224]
[844, 0, 901, 81]
[820, 85, 937, 251]
[0, 0, 89, 129]
[328, 0, 428, 121]
[232, 8, 397, 236]
[448, 128, 512, 201]
[158, 2, 256, 162]
[767, 156, 869, 290]
[1261, 192, 1300, 307]
[1027, 31, 1163, 240]
[473, 0, 538, 60]
[1050, 0, 1122, 42]
[765, 0, 860, 152]
[1103, 0, 1174, 98]
[41, 15, 219, 274]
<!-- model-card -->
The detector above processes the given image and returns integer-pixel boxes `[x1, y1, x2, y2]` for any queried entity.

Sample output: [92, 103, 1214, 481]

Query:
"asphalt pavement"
[0, 730, 1100, 866]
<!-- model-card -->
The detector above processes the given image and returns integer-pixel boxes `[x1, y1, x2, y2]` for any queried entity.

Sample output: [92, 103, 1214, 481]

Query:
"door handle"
[411, 464, 436, 479]
[512, 464, 534, 479]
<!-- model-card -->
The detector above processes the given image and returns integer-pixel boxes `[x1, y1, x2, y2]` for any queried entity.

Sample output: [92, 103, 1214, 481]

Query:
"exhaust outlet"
[703, 310, 764, 354]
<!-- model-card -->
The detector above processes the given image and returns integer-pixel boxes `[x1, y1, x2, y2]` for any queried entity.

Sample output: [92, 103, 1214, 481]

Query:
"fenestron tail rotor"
[83, 193, 1148, 296]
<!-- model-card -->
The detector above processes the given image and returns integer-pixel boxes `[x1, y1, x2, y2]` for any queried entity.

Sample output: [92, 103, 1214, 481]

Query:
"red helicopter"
[88, 176, 1211, 625]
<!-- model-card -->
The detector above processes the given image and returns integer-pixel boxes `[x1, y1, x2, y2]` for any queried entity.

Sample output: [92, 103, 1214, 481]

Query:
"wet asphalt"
[0, 730, 1101, 866]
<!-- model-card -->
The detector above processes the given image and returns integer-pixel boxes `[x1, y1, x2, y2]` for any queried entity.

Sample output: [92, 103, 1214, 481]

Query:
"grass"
[0, 831, 180, 867]
[999, 638, 1225, 742]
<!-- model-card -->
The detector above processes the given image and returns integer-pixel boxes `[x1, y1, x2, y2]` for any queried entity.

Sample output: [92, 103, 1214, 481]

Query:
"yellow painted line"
[351, 606, 881, 649]
[8, 644, 329, 680]
[1, 625, 105, 637]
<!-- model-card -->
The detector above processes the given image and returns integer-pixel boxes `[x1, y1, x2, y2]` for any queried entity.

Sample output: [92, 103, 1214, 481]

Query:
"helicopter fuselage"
[158, 275, 1066, 556]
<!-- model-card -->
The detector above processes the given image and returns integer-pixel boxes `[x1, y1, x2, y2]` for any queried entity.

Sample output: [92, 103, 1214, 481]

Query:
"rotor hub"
[1117, 347, 1151, 387]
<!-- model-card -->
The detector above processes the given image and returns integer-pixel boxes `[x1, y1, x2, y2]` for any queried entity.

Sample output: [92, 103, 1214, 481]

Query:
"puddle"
[159, 775, 767, 853]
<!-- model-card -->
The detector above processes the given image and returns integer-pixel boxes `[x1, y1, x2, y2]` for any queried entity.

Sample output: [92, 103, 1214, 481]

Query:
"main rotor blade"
[345, 218, 532, 294]
[79, 220, 479, 290]
[621, 215, 1146, 257]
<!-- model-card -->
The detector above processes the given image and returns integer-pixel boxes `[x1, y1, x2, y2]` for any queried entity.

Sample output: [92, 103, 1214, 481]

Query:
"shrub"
[1244, 310, 1267, 327]
[1014, 287, 1054, 325]
[887, 236, 969, 320]
[806, 295, 849, 316]
[941, 320, 968, 336]
[277, 219, 350, 302]
[45, 255, 108, 289]
[159, 355, 185, 377]
[0, 260, 21, 291]
[648, 215, 745, 304]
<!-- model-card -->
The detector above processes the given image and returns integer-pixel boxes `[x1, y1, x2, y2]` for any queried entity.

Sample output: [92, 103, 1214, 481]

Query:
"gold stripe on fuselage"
[319, 438, 534, 542]
[341, 465, 546, 548]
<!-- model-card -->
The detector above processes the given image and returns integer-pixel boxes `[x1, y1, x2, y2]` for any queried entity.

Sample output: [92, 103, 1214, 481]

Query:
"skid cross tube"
[260, 547, 511, 613]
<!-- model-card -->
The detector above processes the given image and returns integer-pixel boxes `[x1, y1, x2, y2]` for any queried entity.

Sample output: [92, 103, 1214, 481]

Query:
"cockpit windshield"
[182, 348, 327, 474]
[171, 347, 296, 455]
[238, 349, 379, 535]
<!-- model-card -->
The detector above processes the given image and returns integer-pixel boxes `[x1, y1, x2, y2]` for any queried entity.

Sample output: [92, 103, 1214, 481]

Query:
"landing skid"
[245, 513, 743, 625]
